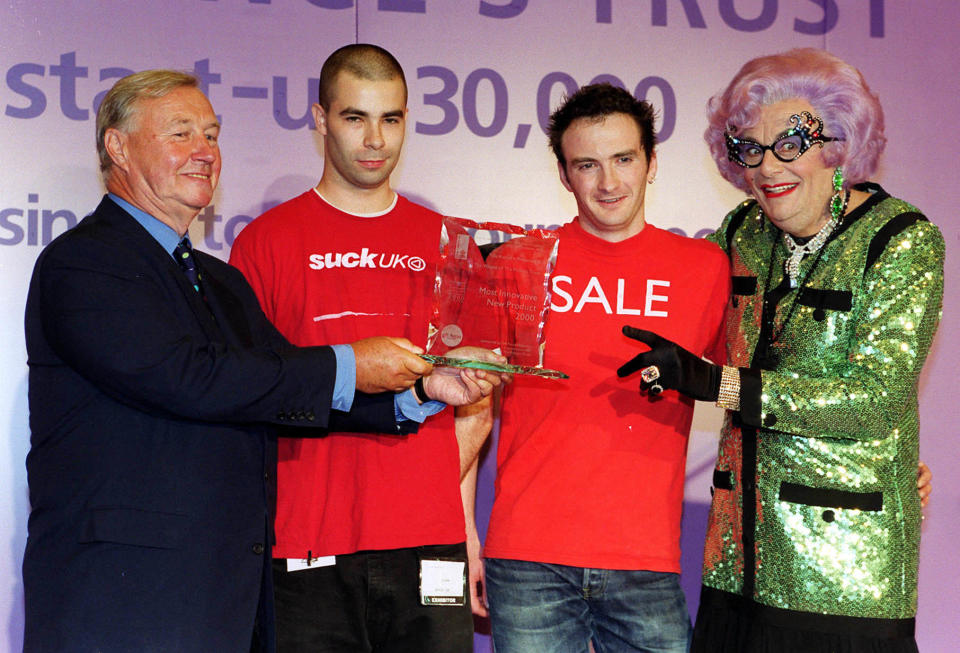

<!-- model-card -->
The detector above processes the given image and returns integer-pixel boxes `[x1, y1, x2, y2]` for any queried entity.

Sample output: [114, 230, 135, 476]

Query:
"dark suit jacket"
[22, 196, 408, 652]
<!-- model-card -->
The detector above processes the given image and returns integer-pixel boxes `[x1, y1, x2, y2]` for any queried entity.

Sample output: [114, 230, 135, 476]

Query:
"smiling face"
[740, 99, 837, 237]
[558, 112, 657, 243]
[104, 86, 221, 235]
[313, 72, 407, 212]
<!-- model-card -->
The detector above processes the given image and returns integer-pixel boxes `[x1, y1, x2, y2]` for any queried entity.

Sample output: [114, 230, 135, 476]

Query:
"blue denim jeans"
[485, 558, 691, 653]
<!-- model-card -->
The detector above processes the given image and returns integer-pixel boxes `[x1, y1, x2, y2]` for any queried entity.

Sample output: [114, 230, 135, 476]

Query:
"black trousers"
[272, 543, 473, 653]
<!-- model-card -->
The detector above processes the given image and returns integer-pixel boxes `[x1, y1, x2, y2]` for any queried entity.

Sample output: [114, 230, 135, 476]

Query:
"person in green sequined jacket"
[617, 49, 943, 652]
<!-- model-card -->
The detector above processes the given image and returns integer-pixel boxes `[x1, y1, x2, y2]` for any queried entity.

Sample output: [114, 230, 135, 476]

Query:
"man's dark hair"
[548, 83, 657, 166]
[318, 43, 406, 110]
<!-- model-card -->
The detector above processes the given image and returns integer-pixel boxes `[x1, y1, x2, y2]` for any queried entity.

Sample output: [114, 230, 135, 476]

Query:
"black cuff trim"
[779, 482, 883, 511]
[738, 367, 762, 426]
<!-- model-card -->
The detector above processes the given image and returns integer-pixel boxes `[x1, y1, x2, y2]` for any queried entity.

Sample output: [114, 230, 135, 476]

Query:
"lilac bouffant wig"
[705, 48, 886, 193]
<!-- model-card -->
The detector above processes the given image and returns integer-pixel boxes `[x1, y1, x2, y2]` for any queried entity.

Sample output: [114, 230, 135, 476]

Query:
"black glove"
[617, 326, 720, 402]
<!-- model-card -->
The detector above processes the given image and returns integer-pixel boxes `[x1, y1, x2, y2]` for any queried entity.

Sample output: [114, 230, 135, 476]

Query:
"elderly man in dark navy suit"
[22, 69, 502, 653]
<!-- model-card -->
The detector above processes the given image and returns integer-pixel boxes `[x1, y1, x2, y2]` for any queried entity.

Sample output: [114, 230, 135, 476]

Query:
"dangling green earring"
[832, 166, 844, 192]
[829, 166, 847, 221]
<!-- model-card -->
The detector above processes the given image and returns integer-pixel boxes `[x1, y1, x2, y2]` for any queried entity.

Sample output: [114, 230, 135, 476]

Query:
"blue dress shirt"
[107, 193, 442, 422]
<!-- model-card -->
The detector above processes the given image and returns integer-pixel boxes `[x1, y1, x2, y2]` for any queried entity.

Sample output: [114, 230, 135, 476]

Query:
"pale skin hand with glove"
[617, 324, 934, 504]
[616, 326, 722, 401]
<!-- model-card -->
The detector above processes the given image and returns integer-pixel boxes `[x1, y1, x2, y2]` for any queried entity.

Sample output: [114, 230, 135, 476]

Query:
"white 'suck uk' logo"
[308, 248, 427, 272]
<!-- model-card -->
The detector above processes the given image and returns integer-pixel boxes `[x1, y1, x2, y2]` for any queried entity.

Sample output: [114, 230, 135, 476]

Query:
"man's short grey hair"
[96, 70, 199, 175]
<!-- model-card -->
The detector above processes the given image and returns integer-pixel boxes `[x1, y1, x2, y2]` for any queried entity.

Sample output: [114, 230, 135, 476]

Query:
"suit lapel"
[200, 263, 254, 347]
[94, 196, 224, 340]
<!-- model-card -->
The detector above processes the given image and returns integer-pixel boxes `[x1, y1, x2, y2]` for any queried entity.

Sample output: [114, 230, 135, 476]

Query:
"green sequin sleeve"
[705, 202, 750, 253]
[745, 219, 944, 441]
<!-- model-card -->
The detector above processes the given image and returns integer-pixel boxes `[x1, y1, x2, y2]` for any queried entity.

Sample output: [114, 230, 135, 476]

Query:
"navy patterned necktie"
[173, 237, 203, 293]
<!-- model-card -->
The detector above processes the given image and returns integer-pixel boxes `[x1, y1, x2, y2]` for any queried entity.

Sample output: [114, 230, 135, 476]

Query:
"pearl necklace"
[781, 190, 849, 288]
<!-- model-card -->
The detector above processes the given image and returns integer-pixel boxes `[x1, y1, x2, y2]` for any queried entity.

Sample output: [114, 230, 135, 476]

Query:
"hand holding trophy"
[423, 217, 568, 379]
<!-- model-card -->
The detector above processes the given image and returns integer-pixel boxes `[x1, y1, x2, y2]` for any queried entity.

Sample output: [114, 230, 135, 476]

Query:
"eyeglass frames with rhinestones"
[724, 111, 843, 168]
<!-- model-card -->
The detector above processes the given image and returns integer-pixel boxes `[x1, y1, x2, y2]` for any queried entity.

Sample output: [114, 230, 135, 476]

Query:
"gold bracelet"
[716, 365, 740, 411]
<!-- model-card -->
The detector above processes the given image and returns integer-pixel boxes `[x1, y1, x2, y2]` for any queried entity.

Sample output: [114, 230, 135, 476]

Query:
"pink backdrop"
[2, 2, 956, 651]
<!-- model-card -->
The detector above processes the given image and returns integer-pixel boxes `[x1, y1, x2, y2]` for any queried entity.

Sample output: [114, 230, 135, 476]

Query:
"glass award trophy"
[424, 216, 567, 379]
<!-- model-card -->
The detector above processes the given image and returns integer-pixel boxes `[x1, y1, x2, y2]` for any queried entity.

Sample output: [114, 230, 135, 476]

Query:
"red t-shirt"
[229, 190, 464, 557]
[484, 218, 729, 572]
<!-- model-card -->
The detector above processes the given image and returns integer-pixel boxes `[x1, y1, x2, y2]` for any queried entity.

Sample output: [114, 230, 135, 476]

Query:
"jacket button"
[307, 412, 315, 421]
[252, 543, 264, 555]
[276, 412, 286, 421]
[763, 413, 777, 427]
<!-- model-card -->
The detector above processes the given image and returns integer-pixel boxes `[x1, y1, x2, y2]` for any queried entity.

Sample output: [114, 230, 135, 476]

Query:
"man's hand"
[467, 525, 488, 618]
[421, 346, 508, 406]
[351, 336, 431, 394]
[918, 460, 932, 509]
[461, 459, 488, 618]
